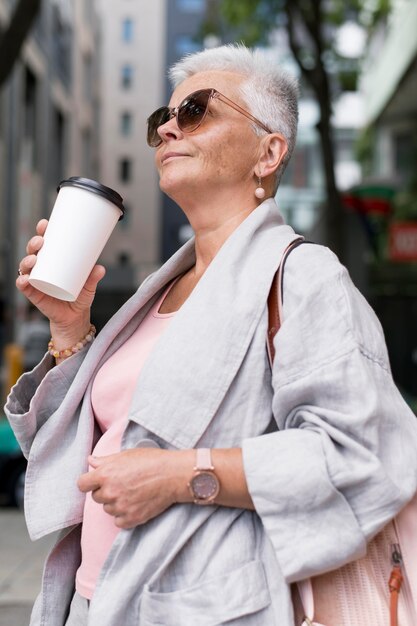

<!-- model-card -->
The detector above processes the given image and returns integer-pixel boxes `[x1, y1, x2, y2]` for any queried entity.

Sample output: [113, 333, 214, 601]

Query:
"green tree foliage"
[209, 0, 391, 258]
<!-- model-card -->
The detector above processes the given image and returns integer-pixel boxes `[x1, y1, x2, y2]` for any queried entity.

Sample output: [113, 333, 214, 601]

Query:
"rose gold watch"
[188, 448, 220, 505]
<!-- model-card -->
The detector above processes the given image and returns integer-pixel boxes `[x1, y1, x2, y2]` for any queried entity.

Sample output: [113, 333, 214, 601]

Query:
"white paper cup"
[29, 177, 125, 301]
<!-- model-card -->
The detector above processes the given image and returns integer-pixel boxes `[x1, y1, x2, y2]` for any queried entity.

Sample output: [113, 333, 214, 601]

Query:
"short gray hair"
[169, 43, 299, 188]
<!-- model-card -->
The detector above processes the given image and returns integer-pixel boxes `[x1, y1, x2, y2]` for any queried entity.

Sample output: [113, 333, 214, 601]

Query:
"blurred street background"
[0, 509, 55, 625]
[0, 0, 416, 622]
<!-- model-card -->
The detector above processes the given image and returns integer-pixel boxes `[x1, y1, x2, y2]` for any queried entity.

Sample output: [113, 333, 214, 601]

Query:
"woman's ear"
[256, 133, 288, 178]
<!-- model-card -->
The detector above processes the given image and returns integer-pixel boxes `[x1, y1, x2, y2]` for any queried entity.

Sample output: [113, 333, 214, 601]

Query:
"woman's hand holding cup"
[17, 219, 106, 351]
[17, 178, 123, 355]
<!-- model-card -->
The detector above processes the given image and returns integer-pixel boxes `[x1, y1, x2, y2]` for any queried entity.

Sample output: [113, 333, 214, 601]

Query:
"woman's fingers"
[16, 272, 31, 292]
[103, 503, 117, 516]
[85, 264, 106, 289]
[75, 265, 106, 308]
[18, 254, 37, 275]
[15, 273, 49, 310]
[17, 220, 48, 278]
[36, 218, 48, 236]
[16, 218, 105, 329]
[26, 235, 44, 256]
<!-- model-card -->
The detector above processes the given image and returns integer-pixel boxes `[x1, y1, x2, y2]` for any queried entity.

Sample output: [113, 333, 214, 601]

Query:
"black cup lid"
[57, 177, 125, 220]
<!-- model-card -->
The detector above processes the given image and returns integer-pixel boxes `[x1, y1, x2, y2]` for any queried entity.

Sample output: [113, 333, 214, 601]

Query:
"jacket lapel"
[90, 236, 197, 361]
[127, 199, 298, 449]
[62, 236, 197, 409]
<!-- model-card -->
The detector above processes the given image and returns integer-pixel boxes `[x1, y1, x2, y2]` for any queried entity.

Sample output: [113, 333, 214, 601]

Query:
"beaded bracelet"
[48, 324, 96, 360]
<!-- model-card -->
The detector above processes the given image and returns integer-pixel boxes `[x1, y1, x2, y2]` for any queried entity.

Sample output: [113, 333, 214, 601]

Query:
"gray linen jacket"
[5, 199, 417, 626]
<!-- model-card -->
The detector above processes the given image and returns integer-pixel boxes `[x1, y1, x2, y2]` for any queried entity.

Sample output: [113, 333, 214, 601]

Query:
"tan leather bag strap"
[267, 236, 305, 364]
[389, 564, 403, 626]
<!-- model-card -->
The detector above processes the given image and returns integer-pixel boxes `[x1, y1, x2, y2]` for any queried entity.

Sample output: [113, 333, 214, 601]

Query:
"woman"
[5, 44, 417, 626]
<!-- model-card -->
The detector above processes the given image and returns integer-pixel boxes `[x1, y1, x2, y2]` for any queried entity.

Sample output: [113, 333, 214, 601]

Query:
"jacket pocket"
[139, 559, 271, 625]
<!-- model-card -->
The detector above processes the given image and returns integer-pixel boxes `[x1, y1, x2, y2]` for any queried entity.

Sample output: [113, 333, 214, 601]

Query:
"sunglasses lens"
[147, 107, 170, 147]
[147, 90, 212, 147]
[177, 90, 211, 132]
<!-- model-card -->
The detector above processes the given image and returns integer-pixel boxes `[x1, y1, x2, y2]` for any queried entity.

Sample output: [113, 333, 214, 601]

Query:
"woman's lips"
[161, 152, 189, 164]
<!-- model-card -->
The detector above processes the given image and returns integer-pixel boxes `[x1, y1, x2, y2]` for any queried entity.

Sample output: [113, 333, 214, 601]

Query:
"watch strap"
[195, 448, 214, 471]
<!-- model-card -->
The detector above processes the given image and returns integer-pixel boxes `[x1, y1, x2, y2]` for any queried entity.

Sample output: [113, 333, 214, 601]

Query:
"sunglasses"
[147, 88, 272, 147]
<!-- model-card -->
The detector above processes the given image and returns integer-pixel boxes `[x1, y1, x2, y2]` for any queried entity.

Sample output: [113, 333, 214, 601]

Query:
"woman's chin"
[159, 175, 191, 200]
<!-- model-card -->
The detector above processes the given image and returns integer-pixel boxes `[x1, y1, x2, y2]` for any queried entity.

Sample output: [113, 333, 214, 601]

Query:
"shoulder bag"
[267, 238, 417, 626]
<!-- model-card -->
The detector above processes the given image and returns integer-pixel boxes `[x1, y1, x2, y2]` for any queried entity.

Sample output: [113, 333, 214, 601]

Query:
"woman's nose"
[157, 115, 183, 144]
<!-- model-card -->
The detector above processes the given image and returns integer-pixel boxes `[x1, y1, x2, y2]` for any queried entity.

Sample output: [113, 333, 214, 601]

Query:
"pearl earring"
[255, 176, 266, 199]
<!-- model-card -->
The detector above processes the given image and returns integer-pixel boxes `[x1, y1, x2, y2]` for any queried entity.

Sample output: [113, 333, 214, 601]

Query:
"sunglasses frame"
[147, 88, 272, 147]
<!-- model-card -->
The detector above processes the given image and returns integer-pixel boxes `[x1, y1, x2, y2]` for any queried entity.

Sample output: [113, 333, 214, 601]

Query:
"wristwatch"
[188, 448, 220, 505]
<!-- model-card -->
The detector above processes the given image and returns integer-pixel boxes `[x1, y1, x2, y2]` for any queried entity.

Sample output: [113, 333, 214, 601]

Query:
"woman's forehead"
[170, 70, 245, 106]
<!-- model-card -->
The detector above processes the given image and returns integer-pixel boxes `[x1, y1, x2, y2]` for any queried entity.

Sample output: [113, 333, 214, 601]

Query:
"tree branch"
[298, 0, 323, 57]
[0, 0, 42, 88]
[285, 0, 331, 112]
[284, 0, 314, 83]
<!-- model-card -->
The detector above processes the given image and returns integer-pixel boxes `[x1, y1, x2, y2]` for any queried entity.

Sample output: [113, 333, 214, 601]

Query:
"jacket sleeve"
[4, 346, 91, 458]
[242, 245, 417, 583]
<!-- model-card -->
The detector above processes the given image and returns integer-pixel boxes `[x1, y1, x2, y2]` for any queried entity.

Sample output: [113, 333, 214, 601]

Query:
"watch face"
[190, 471, 219, 502]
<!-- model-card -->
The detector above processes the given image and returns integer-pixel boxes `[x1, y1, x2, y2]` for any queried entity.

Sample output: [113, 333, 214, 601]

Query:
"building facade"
[73, 0, 207, 324]
[94, 0, 166, 300]
[360, 0, 417, 400]
[0, 0, 100, 345]
[361, 0, 417, 190]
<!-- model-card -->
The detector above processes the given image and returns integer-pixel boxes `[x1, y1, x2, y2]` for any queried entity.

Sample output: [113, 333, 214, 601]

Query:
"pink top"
[75, 281, 177, 600]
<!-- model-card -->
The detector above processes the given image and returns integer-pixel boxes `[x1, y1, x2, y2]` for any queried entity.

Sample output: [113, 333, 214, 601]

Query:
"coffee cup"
[28, 177, 125, 301]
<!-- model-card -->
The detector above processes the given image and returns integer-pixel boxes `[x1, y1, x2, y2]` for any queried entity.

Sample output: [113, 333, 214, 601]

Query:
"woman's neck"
[179, 186, 264, 277]
[190, 203, 260, 277]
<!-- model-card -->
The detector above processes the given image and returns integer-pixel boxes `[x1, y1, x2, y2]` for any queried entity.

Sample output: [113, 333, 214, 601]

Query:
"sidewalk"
[0, 509, 56, 626]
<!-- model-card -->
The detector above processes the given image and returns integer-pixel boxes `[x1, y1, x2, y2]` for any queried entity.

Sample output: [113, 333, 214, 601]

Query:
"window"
[23, 67, 38, 168]
[121, 64, 133, 89]
[84, 0, 94, 25]
[51, 5, 72, 87]
[176, 0, 204, 12]
[394, 133, 414, 183]
[83, 54, 93, 102]
[0, 91, 4, 140]
[32, 5, 47, 51]
[119, 158, 132, 182]
[175, 35, 201, 57]
[50, 108, 66, 185]
[82, 130, 92, 177]
[122, 18, 134, 42]
[118, 251, 132, 264]
[119, 203, 130, 228]
[120, 112, 132, 136]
